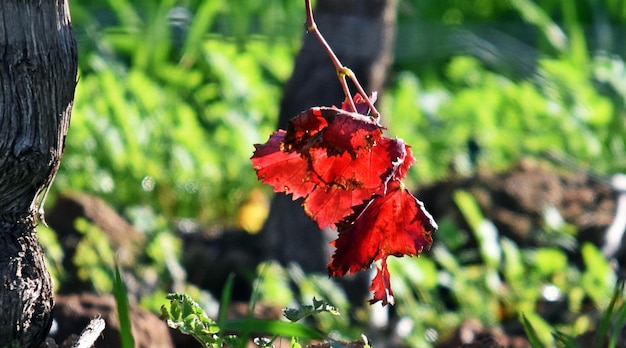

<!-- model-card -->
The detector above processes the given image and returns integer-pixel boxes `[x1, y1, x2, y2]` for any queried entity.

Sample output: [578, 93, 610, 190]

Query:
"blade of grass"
[552, 330, 579, 348]
[607, 280, 626, 348]
[114, 263, 135, 348]
[453, 190, 501, 268]
[248, 261, 269, 315]
[223, 318, 325, 340]
[510, 0, 567, 52]
[181, 1, 221, 65]
[217, 273, 235, 340]
[520, 313, 544, 348]
[594, 280, 623, 347]
[609, 302, 626, 348]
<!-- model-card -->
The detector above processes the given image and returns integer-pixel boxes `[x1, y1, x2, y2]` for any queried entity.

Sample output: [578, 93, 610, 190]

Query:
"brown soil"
[49, 293, 174, 348]
[418, 158, 615, 247]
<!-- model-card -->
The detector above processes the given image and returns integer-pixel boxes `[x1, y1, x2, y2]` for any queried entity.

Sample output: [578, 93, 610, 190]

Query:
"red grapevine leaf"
[302, 147, 385, 229]
[304, 187, 372, 230]
[284, 107, 383, 155]
[253, 78, 436, 306]
[251, 131, 315, 199]
[328, 180, 437, 277]
[322, 111, 382, 154]
[302, 137, 408, 229]
[388, 139, 415, 182]
[309, 145, 388, 189]
[283, 108, 328, 151]
[377, 138, 411, 186]
[252, 109, 422, 233]
[370, 259, 394, 306]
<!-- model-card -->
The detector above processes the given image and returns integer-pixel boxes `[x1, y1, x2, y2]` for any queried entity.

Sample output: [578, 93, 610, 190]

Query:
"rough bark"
[0, 0, 77, 347]
[260, 0, 396, 276]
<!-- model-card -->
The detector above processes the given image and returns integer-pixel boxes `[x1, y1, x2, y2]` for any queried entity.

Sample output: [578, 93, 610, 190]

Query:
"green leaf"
[218, 273, 234, 340]
[551, 330, 578, 348]
[283, 298, 339, 322]
[533, 248, 568, 275]
[581, 243, 616, 306]
[161, 293, 221, 346]
[520, 313, 544, 348]
[114, 263, 135, 348]
[596, 280, 625, 348]
[291, 337, 302, 348]
[453, 190, 501, 267]
[510, 0, 567, 51]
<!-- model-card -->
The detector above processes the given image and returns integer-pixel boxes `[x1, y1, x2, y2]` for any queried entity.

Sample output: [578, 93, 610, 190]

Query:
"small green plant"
[161, 293, 337, 347]
[160, 293, 234, 347]
[283, 298, 340, 322]
[160, 272, 330, 347]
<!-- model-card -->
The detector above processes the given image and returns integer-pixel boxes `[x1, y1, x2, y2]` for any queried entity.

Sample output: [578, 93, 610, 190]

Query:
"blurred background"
[43, 0, 626, 347]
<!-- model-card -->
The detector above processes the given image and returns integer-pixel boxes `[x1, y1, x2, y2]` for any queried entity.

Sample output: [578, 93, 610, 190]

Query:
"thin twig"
[303, 0, 380, 121]
[71, 317, 106, 348]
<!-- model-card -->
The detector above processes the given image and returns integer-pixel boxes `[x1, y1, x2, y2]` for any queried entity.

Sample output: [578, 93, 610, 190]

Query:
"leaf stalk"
[303, 0, 380, 121]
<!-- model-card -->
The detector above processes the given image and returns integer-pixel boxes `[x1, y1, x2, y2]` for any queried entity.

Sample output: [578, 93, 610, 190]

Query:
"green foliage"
[520, 313, 547, 348]
[520, 280, 626, 348]
[161, 293, 227, 347]
[510, 0, 567, 52]
[58, 39, 289, 225]
[74, 218, 116, 293]
[56, 0, 299, 226]
[223, 318, 325, 341]
[253, 262, 354, 338]
[383, 53, 623, 184]
[453, 190, 501, 268]
[253, 262, 295, 307]
[217, 273, 235, 339]
[599, 281, 626, 348]
[161, 293, 328, 347]
[385, 191, 618, 347]
[385, 0, 626, 185]
[284, 298, 340, 322]
[581, 243, 616, 307]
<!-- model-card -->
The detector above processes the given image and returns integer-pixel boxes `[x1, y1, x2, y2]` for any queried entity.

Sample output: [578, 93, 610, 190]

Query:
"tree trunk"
[260, 0, 396, 277]
[0, 1, 77, 347]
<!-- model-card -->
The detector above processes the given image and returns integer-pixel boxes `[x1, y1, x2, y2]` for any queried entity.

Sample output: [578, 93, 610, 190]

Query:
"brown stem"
[304, 0, 380, 121]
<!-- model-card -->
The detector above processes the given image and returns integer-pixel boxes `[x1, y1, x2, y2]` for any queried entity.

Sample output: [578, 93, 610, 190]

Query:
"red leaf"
[283, 108, 328, 151]
[252, 94, 437, 306]
[304, 187, 371, 229]
[251, 131, 315, 200]
[301, 146, 385, 229]
[328, 180, 436, 277]
[322, 111, 382, 154]
[302, 138, 411, 229]
[283, 107, 383, 155]
[370, 259, 394, 306]
[390, 140, 415, 181]
[377, 138, 414, 184]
